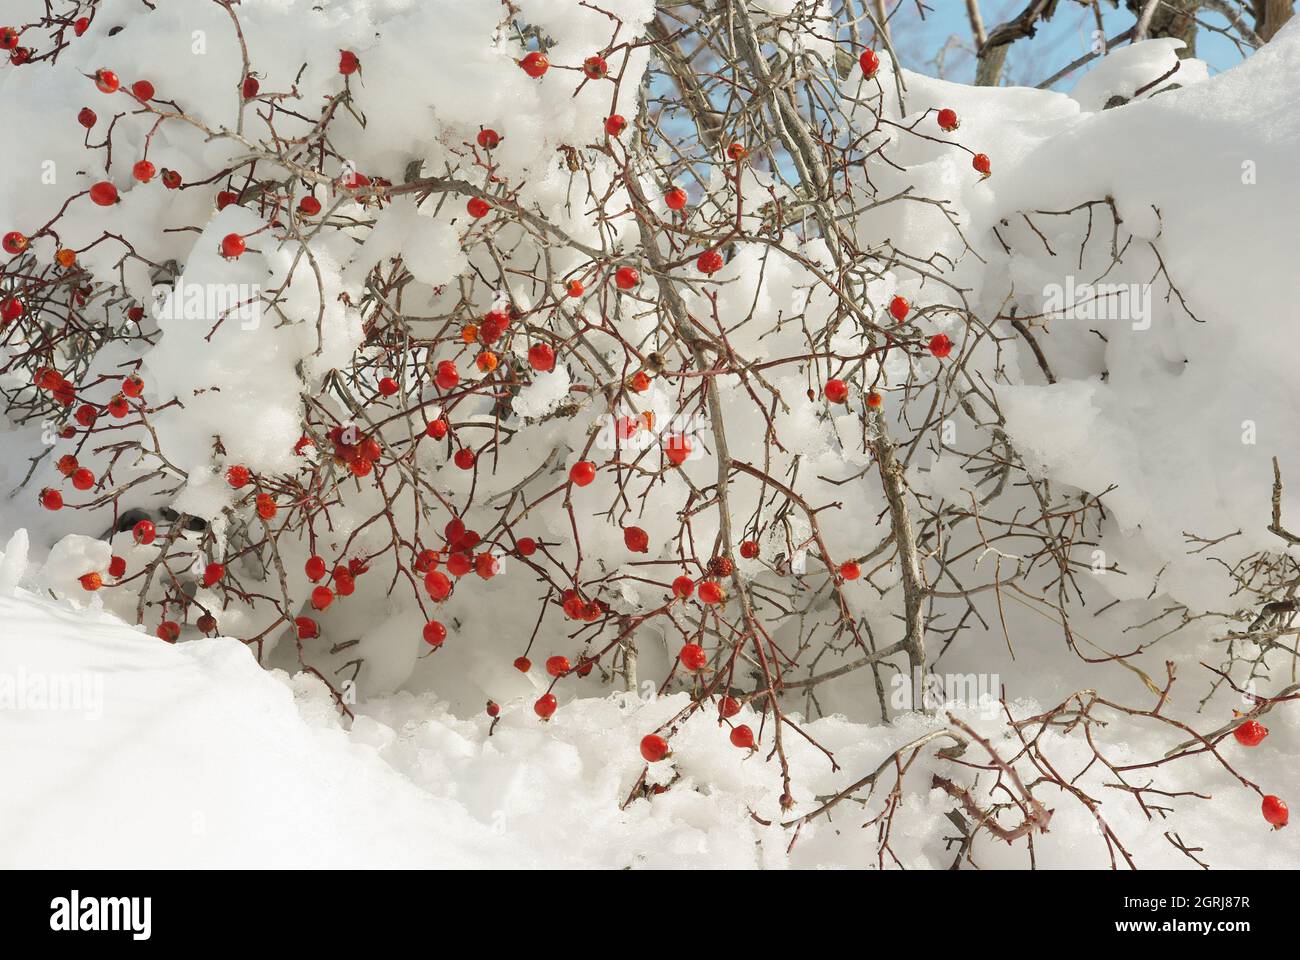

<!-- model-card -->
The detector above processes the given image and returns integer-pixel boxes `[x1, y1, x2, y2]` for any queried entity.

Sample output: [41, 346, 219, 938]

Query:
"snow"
[3, 583, 1298, 868]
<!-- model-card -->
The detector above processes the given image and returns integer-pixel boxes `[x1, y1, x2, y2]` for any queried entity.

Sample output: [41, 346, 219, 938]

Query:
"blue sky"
[884, 0, 1249, 89]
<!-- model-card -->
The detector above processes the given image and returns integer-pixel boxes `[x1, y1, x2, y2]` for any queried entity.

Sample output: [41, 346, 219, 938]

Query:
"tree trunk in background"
[1256, 0, 1295, 40]
[1127, 0, 1199, 56]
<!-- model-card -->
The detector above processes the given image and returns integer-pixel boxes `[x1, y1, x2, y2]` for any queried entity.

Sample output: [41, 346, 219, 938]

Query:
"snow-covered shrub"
[3, 0, 1299, 863]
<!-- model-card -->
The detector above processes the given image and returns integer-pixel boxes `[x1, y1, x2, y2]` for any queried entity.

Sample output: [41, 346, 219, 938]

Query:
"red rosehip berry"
[528, 342, 556, 372]
[889, 295, 909, 322]
[425, 570, 452, 600]
[454, 448, 476, 470]
[582, 55, 608, 80]
[972, 153, 992, 176]
[604, 114, 627, 137]
[475, 552, 499, 580]
[216, 190, 239, 210]
[706, 557, 730, 579]
[859, 49, 880, 77]
[40, 488, 63, 510]
[107, 395, 129, 418]
[75, 404, 97, 427]
[426, 418, 448, 440]
[546, 655, 571, 677]
[0, 27, 17, 49]
[157, 620, 181, 642]
[824, 378, 849, 404]
[74, 17, 90, 36]
[614, 266, 639, 290]
[255, 493, 277, 519]
[1234, 720, 1269, 747]
[132, 519, 156, 545]
[2, 231, 28, 255]
[739, 540, 759, 559]
[311, 585, 334, 610]
[698, 580, 725, 605]
[377, 376, 399, 397]
[226, 464, 250, 488]
[121, 374, 144, 397]
[305, 556, 327, 581]
[640, 734, 669, 762]
[109, 555, 126, 578]
[202, 562, 225, 587]
[519, 51, 548, 78]
[840, 561, 861, 581]
[295, 617, 319, 639]
[719, 696, 741, 719]
[569, 460, 596, 486]
[678, 643, 708, 672]
[423, 620, 447, 647]
[937, 108, 959, 131]
[630, 371, 651, 392]
[298, 195, 321, 216]
[339, 50, 360, 75]
[928, 333, 953, 358]
[730, 724, 755, 749]
[78, 107, 97, 128]
[664, 434, 691, 466]
[1263, 794, 1289, 829]
[696, 249, 724, 275]
[79, 572, 103, 591]
[446, 552, 472, 578]
[239, 73, 260, 98]
[624, 526, 649, 553]
[132, 160, 156, 183]
[89, 181, 118, 206]
[486, 700, 500, 717]
[466, 197, 490, 219]
[131, 80, 155, 101]
[161, 169, 181, 189]
[435, 360, 459, 390]
[516, 537, 538, 557]
[672, 575, 694, 599]
[1, 297, 22, 323]
[664, 187, 687, 211]
[514, 656, 531, 673]
[565, 279, 584, 298]
[726, 142, 748, 161]
[56, 454, 79, 477]
[94, 69, 120, 94]
[534, 693, 557, 719]
[867, 389, 883, 409]
[476, 128, 500, 149]
[221, 233, 246, 259]
[72, 467, 95, 491]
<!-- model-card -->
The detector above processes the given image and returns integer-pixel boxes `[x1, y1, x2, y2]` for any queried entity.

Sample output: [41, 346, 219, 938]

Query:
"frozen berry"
[534, 693, 557, 719]
[1263, 794, 1289, 829]
[678, 643, 707, 672]
[1234, 720, 1269, 747]
[640, 734, 669, 762]
[730, 724, 755, 749]
[937, 108, 959, 131]
[624, 526, 649, 553]
[423, 620, 447, 647]
[89, 181, 118, 206]
[569, 460, 596, 486]
[519, 51, 548, 78]
[824, 378, 848, 404]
